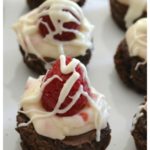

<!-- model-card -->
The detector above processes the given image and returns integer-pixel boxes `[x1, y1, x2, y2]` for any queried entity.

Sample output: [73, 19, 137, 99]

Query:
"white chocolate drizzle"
[132, 101, 147, 131]
[126, 18, 147, 62]
[135, 60, 146, 71]
[118, 0, 147, 28]
[13, 0, 94, 69]
[18, 55, 110, 141]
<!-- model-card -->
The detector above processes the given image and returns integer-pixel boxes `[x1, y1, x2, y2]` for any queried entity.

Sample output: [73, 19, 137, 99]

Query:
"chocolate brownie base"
[16, 113, 111, 150]
[20, 46, 92, 75]
[132, 108, 147, 150]
[27, 0, 86, 10]
[114, 39, 147, 94]
[110, 0, 147, 30]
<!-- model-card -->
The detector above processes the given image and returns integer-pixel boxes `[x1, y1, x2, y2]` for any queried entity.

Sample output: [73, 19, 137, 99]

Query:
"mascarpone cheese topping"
[126, 18, 147, 61]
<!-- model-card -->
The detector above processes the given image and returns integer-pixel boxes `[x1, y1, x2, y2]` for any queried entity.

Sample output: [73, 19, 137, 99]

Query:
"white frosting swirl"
[117, 0, 147, 28]
[13, 0, 94, 63]
[19, 55, 110, 141]
[126, 18, 147, 61]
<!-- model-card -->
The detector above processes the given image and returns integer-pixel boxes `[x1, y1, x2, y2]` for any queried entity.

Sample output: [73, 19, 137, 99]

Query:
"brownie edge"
[27, 0, 86, 10]
[20, 46, 92, 75]
[16, 112, 111, 150]
[131, 110, 147, 150]
[114, 39, 147, 94]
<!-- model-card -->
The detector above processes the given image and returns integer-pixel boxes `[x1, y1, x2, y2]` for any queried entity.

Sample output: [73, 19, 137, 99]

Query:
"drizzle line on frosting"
[132, 101, 147, 131]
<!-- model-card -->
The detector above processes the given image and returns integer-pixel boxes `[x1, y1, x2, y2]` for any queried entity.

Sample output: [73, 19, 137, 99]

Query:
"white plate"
[4, 0, 144, 149]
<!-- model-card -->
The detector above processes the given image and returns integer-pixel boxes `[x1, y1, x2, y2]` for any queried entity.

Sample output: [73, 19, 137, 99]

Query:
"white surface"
[3, 0, 144, 149]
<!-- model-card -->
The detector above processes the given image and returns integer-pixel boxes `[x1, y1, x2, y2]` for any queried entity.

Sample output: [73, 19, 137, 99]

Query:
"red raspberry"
[41, 56, 91, 116]
[63, 21, 80, 30]
[54, 21, 80, 41]
[38, 9, 80, 41]
[39, 15, 55, 38]
[54, 31, 76, 41]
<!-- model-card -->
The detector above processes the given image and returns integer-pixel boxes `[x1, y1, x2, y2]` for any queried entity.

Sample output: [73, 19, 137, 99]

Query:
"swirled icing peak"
[19, 55, 110, 141]
[13, 0, 94, 60]
[126, 18, 147, 60]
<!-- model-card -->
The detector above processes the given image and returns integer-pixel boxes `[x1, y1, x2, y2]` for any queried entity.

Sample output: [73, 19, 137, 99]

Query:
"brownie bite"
[110, 0, 147, 30]
[114, 18, 147, 94]
[27, 0, 86, 10]
[17, 113, 111, 150]
[131, 97, 147, 150]
[16, 55, 111, 150]
[13, 0, 94, 74]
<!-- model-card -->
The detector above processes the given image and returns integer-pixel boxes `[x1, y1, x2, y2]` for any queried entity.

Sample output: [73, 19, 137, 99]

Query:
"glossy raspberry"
[41, 57, 90, 116]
